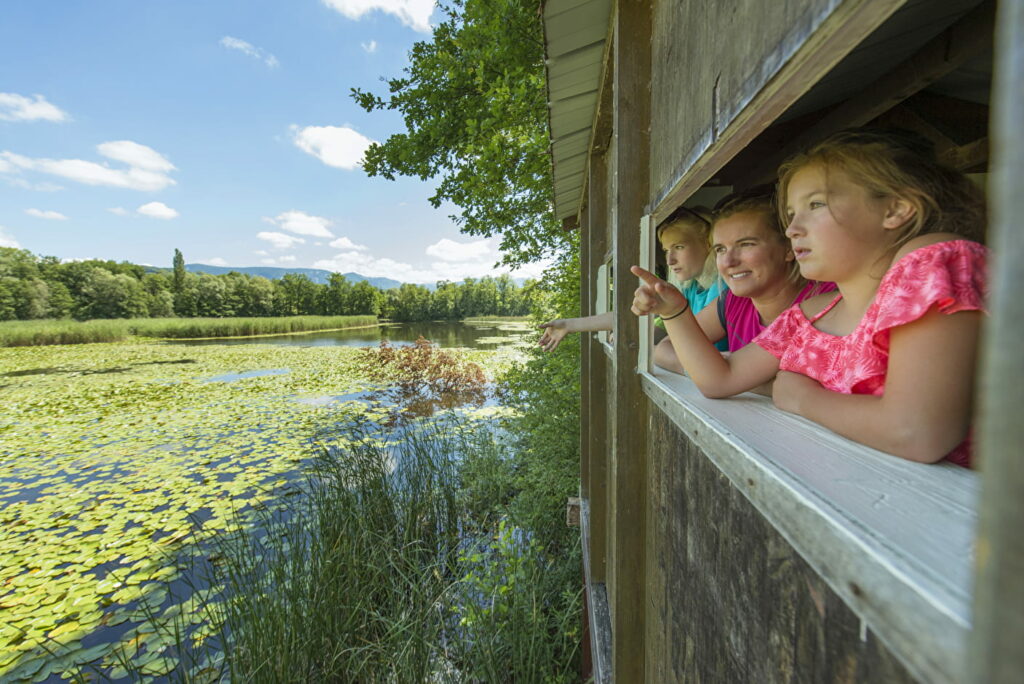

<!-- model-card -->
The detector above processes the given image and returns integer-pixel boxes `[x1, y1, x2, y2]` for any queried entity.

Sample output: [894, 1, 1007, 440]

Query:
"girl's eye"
[810, 200, 825, 209]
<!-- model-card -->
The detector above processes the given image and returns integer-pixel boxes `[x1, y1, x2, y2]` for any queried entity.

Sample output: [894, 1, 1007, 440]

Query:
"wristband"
[661, 302, 689, 321]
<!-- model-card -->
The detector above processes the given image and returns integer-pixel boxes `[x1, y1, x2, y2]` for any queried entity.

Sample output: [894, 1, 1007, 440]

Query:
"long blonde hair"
[657, 205, 718, 289]
[777, 128, 986, 250]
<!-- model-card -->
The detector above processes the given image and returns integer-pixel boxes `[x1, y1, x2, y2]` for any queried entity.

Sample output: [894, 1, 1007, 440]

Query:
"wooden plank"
[637, 214, 652, 374]
[739, 0, 996, 187]
[969, 0, 1024, 679]
[580, 500, 612, 683]
[642, 369, 977, 684]
[585, 149, 610, 583]
[609, 1, 650, 680]
[651, 0, 906, 224]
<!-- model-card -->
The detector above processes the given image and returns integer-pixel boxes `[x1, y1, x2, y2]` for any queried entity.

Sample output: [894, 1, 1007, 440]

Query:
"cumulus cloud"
[137, 201, 179, 219]
[278, 255, 297, 263]
[361, 40, 378, 53]
[25, 208, 67, 220]
[0, 93, 70, 122]
[291, 125, 375, 170]
[328, 236, 367, 250]
[0, 141, 176, 191]
[207, 257, 228, 266]
[263, 210, 334, 238]
[257, 231, 306, 249]
[0, 226, 20, 248]
[108, 207, 129, 216]
[97, 140, 175, 172]
[313, 236, 547, 284]
[425, 237, 491, 262]
[220, 36, 279, 68]
[260, 257, 277, 265]
[321, 0, 435, 33]
[254, 249, 269, 256]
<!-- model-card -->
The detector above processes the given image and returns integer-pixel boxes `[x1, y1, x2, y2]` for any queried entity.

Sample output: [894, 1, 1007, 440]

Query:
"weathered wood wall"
[649, 0, 838, 197]
[645, 412, 920, 682]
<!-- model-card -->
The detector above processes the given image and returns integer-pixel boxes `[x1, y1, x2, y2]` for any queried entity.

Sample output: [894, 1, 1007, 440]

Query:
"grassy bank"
[0, 315, 378, 346]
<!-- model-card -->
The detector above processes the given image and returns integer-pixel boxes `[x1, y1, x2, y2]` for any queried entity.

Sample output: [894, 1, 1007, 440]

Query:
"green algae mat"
[0, 340, 511, 681]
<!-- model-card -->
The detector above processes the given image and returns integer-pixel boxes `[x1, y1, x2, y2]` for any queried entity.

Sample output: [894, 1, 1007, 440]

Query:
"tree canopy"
[352, 0, 567, 268]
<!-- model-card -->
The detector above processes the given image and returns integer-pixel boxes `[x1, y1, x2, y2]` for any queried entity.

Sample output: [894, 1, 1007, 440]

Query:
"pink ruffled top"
[754, 240, 988, 467]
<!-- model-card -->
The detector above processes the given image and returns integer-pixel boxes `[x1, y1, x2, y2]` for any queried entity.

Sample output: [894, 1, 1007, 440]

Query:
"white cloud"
[313, 236, 549, 284]
[291, 125, 375, 170]
[0, 93, 70, 122]
[220, 36, 279, 68]
[25, 208, 67, 220]
[264, 210, 334, 238]
[278, 255, 297, 263]
[137, 201, 179, 219]
[328, 236, 367, 251]
[108, 207, 129, 216]
[254, 249, 269, 256]
[0, 140, 177, 191]
[257, 231, 306, 249]
[207, 257, 228, 266]
[361, 40, 378, 53]
[0, 226, 20, 248]
[321, 0, 435, 33]
[261, 257, 277, 265]
[425, 237, 491, 262]
[97, 141, 175, 172]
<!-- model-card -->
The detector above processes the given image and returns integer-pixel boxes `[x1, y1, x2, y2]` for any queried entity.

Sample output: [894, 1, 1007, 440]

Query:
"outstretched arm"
[772, 308, 981, 462]
[538, 312, 613, 352]
[631, 266, 778, 396]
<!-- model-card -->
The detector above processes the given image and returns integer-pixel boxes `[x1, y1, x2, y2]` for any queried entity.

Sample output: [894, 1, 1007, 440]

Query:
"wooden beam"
[609, 0, 650, 680]
[970, 0, 1024, 680]
[874, 104, 989, 171]
[940, 136, 989, 172]
[651, 0, 906, 224]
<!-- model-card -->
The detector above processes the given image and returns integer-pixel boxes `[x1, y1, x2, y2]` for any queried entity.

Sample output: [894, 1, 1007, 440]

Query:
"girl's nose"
[785, 217, 802, 239]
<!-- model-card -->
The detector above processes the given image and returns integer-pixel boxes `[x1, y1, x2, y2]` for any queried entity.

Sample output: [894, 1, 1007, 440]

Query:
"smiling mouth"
[793, 248, 811, 260]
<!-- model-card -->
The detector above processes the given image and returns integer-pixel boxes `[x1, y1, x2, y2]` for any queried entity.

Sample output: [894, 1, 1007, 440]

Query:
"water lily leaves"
[1, 339, 516, 680]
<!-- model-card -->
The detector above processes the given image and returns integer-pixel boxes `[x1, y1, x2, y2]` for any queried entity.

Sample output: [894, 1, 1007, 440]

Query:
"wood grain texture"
[642, 369, 977, 683]
[647, 408, 921, 683]
[969, 0, 1024, 679]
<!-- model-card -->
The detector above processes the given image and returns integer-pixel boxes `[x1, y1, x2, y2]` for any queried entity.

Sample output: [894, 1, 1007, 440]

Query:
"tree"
[352, 0, 567, 268]
[172, 248, 186, 293]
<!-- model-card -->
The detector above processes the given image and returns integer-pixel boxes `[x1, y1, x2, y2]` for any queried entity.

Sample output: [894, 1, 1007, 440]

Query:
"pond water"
[0, 321, 533, 682]
[168, 320, 535, 349]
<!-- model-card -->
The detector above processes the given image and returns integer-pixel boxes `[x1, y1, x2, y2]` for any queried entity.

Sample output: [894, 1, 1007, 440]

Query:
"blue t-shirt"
[656, 279, 729, 351]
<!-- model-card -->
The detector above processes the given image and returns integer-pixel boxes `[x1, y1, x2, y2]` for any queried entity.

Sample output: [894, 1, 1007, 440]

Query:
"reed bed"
[131, 418, 581, 682]
[0, 315, 378, 347]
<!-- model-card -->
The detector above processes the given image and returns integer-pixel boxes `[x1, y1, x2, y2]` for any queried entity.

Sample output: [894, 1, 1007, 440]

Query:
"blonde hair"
[777, 128, 986, 250]
[712, 186, 803, 284]
[657, 205, 718, 289]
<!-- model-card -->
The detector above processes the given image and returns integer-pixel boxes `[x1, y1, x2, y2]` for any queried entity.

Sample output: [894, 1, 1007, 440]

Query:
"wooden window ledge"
[640, 367, 978, 684]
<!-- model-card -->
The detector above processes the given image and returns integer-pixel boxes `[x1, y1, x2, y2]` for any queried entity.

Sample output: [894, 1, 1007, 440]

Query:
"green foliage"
[352, 0, 567, 268]
[0, 248, 535, 323]
[498, 245, 582, 550]
[172, 248, 185, 293]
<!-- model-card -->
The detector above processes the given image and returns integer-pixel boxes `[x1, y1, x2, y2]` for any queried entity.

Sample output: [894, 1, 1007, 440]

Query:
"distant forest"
[0, 247, 538, 322]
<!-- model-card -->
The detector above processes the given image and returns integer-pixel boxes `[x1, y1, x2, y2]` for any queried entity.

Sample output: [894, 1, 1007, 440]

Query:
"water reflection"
[164, 321, 531, 349]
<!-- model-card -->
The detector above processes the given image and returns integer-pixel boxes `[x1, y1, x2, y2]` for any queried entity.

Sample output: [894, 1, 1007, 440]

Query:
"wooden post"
[609, 0, 651, 680]
[586, 150, 610, 584]
[970, 0, 1024, 680]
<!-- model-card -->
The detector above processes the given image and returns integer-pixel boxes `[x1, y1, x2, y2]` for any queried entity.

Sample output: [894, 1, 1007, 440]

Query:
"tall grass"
[139, 418, 581, 682]
[0, 315, 378, 347]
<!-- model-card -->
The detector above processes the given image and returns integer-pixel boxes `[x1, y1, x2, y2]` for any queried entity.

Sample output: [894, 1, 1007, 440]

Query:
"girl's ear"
[882, 196, 917, 230]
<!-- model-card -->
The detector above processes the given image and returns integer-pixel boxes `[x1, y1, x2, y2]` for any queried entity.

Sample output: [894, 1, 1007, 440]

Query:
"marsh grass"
[0, 315, 377, 346]
[125, 417, 581, 682]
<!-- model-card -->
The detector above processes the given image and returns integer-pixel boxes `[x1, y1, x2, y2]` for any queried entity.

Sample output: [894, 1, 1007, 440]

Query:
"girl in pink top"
[632, 129, 987, 466]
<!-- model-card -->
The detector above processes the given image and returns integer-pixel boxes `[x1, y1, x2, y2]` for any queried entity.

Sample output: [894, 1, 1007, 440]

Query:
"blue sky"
[0, 0, 546, 283]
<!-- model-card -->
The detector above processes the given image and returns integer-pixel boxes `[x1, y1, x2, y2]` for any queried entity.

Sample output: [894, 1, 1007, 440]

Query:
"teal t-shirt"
[655, 279, 729, 351]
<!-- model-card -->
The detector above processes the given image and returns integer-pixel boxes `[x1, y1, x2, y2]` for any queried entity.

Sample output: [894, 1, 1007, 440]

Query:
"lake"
[167, 319, 536, 349]
[0, 320, 534, 681]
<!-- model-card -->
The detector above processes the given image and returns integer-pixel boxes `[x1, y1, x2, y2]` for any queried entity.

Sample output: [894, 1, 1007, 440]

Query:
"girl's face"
[659, 223, 709, 282]
[783, 164, 896, 284]
[712, 210, 794, 299]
